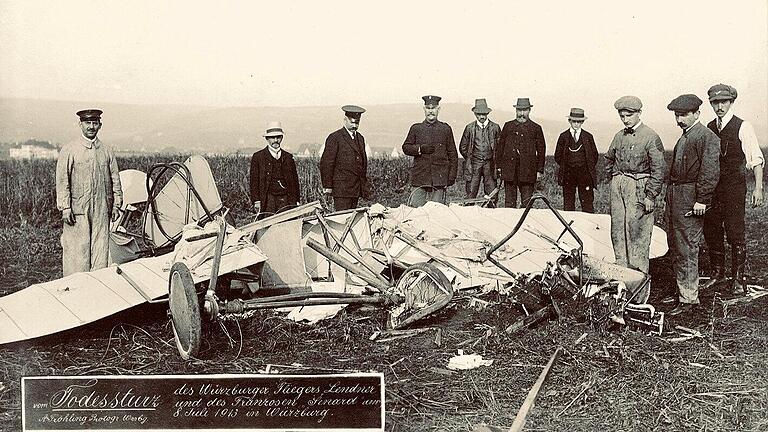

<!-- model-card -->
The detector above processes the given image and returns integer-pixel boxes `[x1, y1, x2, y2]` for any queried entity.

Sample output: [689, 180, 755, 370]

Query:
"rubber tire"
[169, 262, 201, 360]
[390, 262, 453, 329]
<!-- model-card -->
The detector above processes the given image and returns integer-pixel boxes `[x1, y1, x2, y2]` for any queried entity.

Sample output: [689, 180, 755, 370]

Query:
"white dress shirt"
[718, 109, 764, 169]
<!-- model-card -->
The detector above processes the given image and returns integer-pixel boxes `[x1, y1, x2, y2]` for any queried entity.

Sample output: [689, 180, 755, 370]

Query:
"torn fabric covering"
[165, 221, 256, 279]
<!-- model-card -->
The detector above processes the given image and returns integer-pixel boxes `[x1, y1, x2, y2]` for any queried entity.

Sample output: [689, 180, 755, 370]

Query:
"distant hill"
[1, 97, 765, 155]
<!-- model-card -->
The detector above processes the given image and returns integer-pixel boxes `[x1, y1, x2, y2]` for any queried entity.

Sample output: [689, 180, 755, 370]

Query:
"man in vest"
[604, 96, 666, 303]
[702, 84, 764, 295]
[56, 109, 123, 276]
[320, 105, 369, 211]
[554, 108, 599, 213]
[663, 94, 720, 316]
[458, 98, 501, 201]
[402, 95, 458, 207]
[249, 121, 300, 219]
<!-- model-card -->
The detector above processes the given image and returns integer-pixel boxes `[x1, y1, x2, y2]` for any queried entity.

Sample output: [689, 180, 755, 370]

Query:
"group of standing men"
[56, 85, 763, 314]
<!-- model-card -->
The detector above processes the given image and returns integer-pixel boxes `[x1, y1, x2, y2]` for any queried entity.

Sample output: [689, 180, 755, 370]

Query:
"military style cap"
[342, 105, 366, 119]
[614, 96, 642, 112]
[667, 94, 703, 113]
[708, 84, 737, 102]
[422, 95, 442, 107]
[76, 109, 103, 121]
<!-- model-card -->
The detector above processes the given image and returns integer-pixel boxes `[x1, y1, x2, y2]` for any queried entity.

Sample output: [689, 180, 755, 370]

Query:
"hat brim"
[514, 105, 533, 109]
[472, 108, 492, 114]
[708, 95, 734, 102]
[567, 116, 587, 121]
[263, 132, 284, 138]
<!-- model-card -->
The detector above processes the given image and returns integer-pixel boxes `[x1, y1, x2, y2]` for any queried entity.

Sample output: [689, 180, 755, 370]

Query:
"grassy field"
[1, 154, 767, 431]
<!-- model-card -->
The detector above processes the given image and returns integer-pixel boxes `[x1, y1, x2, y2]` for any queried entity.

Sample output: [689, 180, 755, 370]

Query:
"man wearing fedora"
[604, 96, 666, 303]
[459, 99, 501, 201]
[496, 98, 546, 208]
[402, 95, 458, 207]
[663, 94, 720, 316]
[56, 109, 123, 276]
[320, 105, 370, 212]
[702, 84, 764, 295]
[554, 108, 598, 213]
[249, 121, 300, 219]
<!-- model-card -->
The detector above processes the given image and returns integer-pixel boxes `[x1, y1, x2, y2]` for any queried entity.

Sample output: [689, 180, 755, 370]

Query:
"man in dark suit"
[459, 98, 501, 200]
[554, 108, 598, 212]
[402, 95, 458, 207]
[320, 105, 368, 211]
[496, 98, 546, 208]
[249, 121, 300, 219]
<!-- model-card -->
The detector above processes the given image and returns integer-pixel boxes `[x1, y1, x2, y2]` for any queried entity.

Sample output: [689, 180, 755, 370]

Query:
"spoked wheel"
[168, 262, 201, 360]
[389, 262, 453, 329]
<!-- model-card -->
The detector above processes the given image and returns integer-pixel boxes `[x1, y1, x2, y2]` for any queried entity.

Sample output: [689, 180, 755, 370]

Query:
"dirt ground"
[1, 193, 768, 431]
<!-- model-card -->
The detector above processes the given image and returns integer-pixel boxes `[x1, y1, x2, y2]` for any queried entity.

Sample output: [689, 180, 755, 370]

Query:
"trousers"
[466, 159, 496, 199]
[704, 180, 746, 252]
[562, 184, 595, 213]
[503, 182, 535, 208]
[61, 204, 111, 276]
[334, 196, 359, 212]
[666, 183, 704, 304]
[409, 186, 447, 207]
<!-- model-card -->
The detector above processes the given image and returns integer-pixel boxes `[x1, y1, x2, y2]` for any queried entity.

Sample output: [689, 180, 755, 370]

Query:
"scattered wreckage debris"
[3, 155, 764, 362]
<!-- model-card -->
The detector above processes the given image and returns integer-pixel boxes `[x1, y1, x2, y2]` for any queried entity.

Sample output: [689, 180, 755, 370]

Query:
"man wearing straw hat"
[402, 95, 458, 207]
[249, 121, 300, 219]
[496, 97, 546, 208]
[459, 98, 501, 201]
[554, 108, 598, 213]
[56, 109, 123, 276]
[320, 105, 369, 211]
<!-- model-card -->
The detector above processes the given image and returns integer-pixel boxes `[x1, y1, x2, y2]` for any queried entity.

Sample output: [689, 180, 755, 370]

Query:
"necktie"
[624, 127, 634, 135]
[573, 132, 578, 142]
[351, 131, 357, 140]
[717, 119, 722, 132]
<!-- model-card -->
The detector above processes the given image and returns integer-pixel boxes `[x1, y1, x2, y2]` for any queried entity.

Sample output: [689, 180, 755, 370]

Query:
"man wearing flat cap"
[459, 99, 501, 201]
[702, 83, 764, 296]
[496, 98, 546, 208]
[320, 105, 370, 211]
[663, 94, 720, 316]
[56, 109, 123, 276]
[249, 121, 300, 219]
[402, 95, 458, 207]
[604, 96, 666, 303]
[554, 108, 599, 213]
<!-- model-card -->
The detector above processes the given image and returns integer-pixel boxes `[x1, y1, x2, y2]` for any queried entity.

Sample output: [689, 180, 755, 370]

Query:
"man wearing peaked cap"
[496, 97, 547, 208]
[55, 109, 123, 276]
[320, 105, 370, 211]
[249, 121, 300, 219]
[402, 95, 458, 207]
[554, 108, 599, 213]
[663, 94, 720, 316]
[604, 96, 666, 303]
[702, 83, 764, 296]
[459, 99, 501, 201]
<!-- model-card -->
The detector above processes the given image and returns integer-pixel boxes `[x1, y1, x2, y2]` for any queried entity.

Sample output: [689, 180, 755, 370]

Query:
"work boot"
[730, 244, 747, 296]
[701, 249, 726, 290]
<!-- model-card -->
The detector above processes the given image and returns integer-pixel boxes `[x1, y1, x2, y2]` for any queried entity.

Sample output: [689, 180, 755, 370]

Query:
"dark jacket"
[402, 120, 458, 187]
[320, 127, 368, 198]
[496, 119, 546, 183]
[668, 122, 720, 205]
[554, 129, 599, 187]
[249, 147, 300, 207]
[459, 120, 501, 181]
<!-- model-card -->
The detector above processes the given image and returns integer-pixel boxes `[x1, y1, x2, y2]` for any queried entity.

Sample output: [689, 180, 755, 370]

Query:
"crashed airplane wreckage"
[0, 156, 670, 359]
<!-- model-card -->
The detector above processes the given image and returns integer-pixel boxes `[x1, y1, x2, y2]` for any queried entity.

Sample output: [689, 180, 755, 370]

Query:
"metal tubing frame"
[485, 193, 584, 287]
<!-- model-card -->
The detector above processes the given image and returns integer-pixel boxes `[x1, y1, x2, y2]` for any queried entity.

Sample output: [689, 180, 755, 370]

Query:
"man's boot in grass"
[701, 249, 726, 290]
[730, 244, 748, 296]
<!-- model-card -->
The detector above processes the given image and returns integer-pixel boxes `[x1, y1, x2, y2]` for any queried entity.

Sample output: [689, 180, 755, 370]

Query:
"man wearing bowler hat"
[459, 99, 501, 201]
[702, 84, 764, 295]
[604, 96, 665, 303]
[402, 95, 458, 207]
[554, 108, 599, 213]
[663, 94, 720, 316]
[56, 109, 123, 276]
[320, 105, 369, 211]
[249, 121, 300, 219]
[496, 98, 546, 208]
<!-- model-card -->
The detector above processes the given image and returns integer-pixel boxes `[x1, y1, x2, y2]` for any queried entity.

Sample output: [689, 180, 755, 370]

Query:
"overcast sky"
[1, 0, 766, 126]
